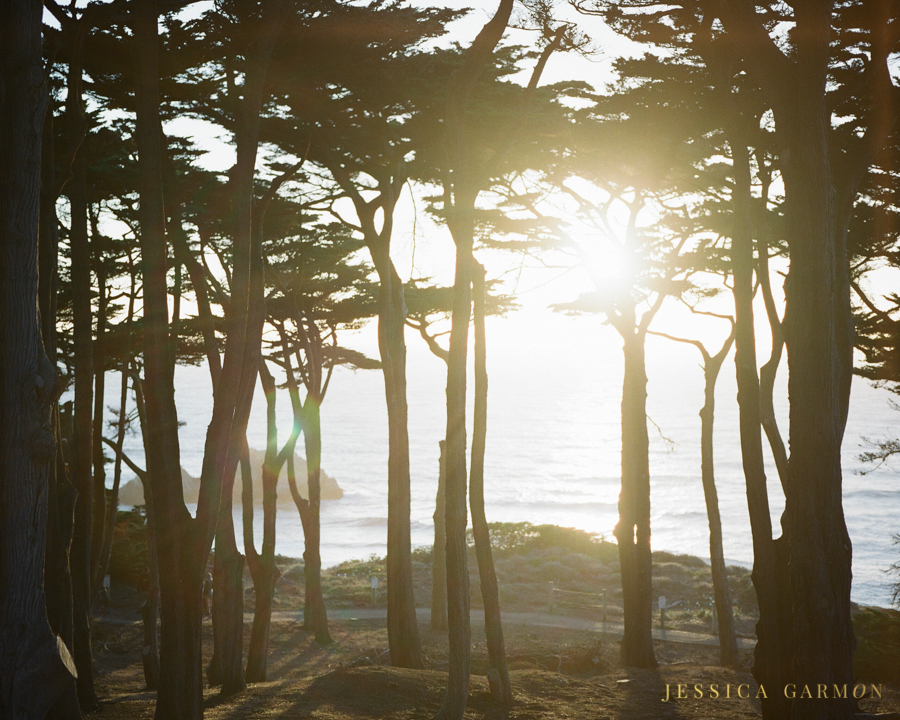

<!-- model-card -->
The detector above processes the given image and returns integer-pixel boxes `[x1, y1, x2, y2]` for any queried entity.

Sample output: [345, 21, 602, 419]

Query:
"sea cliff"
[117, 446, 343, 506]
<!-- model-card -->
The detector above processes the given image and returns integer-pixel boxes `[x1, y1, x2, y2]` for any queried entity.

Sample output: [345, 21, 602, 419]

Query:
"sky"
[159, 0, 758, 358]
[60, 0, 900, 524]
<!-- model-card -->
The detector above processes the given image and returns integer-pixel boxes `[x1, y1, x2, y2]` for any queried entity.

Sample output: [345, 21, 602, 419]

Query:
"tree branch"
[710, 0, 792, 101]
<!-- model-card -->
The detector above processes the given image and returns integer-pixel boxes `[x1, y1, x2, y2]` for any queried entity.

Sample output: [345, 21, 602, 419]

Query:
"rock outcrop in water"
[117, 447, 343, 507]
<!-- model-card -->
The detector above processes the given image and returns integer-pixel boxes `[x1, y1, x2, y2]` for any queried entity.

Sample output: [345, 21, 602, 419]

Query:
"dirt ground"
[91, 598, 900, 720]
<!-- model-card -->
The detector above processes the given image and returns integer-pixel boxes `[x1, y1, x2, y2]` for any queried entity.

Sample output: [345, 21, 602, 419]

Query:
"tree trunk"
[68, 59, 99, 711]
[238, 165, 307, 675]
[714, 7, 860, 717]
[41, 99, 83, 720]
[206, 356, 255, 694]
[322, 149, 422, 670]
[698, 354, 739, 668]
[302, 400, 332, 645]
[207, 514, 246, 695]
[0, 1, 78, 715]
[140, 481, 160, 691]
[93, 362, 131, 605]
[133, 371, 161, 691]
[377, 262, 423, 668]
[756, 228, 789, 490]
[728, 134, 791, 720]
[613, 330, 656, 669]
[436, 230, 474, 720]
[778, 79, 855, 720]
[154, 561, 204, 719]
[431, 441, 448, 632]
[286, 452, 313, 629]
[134, 0, 282, 714]
[206, 120, 281, 695]
[205, 360, 260, 696]
[280, 344, 313, 633]
[322, 162, 423, 668]
[244, 437, 278, 683]
[90, 259, 108, 602]
[202, 1, 286, 693]
[45, 410, 82, 720]
[469, 262, 511, 705]
[45, 414, 82, 720]
[140, 594, 160, 690]
[436, 4, 514, 716]
[133, 2, 205, 715]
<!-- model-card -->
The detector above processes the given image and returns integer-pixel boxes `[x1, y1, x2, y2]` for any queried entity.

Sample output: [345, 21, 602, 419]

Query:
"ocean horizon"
[109, 310, 900, 608]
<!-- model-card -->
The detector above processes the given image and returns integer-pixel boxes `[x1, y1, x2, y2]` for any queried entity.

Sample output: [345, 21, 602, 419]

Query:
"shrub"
[530, 524, 606, 556]
[652, 550, 708, 569]
[466, 521, 539, 552]
[854, 608, 900, 684]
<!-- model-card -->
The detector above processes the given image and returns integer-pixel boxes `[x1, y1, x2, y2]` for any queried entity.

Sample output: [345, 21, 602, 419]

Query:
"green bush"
[854, 608, 900, 684]
[653, 561, 701, 581]
[652, 550, 708, 569]
[466, 521, 539, 552]
[464, 521, 617, 562]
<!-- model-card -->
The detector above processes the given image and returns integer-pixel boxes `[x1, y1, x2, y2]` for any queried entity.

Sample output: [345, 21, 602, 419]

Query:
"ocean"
[112, 310, 900, 608]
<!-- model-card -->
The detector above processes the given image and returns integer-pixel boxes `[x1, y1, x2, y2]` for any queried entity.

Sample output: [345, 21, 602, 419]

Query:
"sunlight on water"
[113, 310, 900, 607]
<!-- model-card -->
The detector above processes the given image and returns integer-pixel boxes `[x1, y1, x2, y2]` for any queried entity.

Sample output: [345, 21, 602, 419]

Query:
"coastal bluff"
[117, 447, 343, 507]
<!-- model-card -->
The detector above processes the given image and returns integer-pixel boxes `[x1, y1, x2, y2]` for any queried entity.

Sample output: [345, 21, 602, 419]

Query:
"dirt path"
[273, 607, 756, 650]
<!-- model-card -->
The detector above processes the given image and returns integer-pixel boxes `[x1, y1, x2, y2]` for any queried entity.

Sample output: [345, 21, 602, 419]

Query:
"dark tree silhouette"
[265, 4, 460, 665]
[262, 220, 376, 647]
[437, 2, 515, 716]
[713, 6, 898, 717]
[0, 0, 77, 716]
[133, 0, 288, 714]
[39, 15, 82, 717]
[727, 128, 792, 720]
[129, 374, 161, 689]
[544, 194, 692, 669]
[61, 11, 98, 708]
[651, 317, 739, 667]
[469, 262, 511, 703]
[404, 279, 515, 640]
[431, 441, 447, 631]
[243, 365, 300, 680]
[576, 2, 900, 715]
[405, 275, 516, 699]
